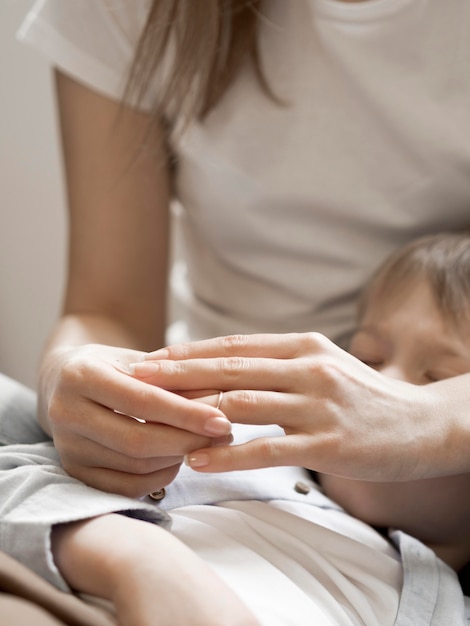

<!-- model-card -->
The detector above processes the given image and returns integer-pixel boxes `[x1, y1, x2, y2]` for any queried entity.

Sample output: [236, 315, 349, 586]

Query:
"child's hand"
[52, 514, 260, 626]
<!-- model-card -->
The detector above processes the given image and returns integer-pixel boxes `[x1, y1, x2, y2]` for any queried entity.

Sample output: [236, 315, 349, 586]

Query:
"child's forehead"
[362, 272, 470, 338]
[360, 273, 425, 316]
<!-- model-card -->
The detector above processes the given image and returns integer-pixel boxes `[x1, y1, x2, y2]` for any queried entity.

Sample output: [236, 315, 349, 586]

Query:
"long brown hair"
[124, 0, 273, 125]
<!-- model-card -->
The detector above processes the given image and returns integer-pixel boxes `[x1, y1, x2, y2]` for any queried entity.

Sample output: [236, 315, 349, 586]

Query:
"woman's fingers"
[136, 333, 341, 395]
[130, 356, 299, 393]
[188, 389, 304, 428]
[184, 434, 312, 473]
[54, 414, 214, 497]
[145, 332, 316, 361]
[52, 359, 232, 438]
[67, 458, 183, 498]
[103, 378, 232, 436]
[56, 416, 212, 468]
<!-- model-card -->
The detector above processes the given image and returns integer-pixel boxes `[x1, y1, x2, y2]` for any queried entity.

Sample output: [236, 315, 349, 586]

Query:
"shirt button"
[148, 488, 166, 501]
[294, 481, 311, 495]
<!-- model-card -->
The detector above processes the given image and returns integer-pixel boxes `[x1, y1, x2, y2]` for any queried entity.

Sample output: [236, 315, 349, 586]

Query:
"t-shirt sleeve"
[17, 0, 155, 110]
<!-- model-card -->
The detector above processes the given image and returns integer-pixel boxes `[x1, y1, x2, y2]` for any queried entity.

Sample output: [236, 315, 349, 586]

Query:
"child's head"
[359, 232, 470, 324]
[350, 233, 470, 384]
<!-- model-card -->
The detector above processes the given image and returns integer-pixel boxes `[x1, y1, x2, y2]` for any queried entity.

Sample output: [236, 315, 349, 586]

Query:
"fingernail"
[184, 452, 210, 468]
[145, 348, 169, 360]
[204, 416, 232, 436]
[128, 361, 161, 377]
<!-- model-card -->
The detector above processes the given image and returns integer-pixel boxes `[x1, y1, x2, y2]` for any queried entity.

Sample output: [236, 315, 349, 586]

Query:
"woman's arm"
[52, 514, 260, 626]
[38, 72, 231, 497]
[131, 332, 470, 481]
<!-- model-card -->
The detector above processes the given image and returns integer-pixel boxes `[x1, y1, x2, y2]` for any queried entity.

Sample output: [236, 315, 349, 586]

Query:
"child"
[319, 232, 470, 573]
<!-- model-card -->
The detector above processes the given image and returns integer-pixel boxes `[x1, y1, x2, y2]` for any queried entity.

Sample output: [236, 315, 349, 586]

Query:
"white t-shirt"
[19, 0, 470, 346]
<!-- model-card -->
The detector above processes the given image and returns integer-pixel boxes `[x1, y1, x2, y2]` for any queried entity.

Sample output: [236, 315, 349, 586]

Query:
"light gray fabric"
[0, 439, 170, 591]
[391, 531, 467, 626]
[0, 373, 468, 623]
[0, 373, 46, 445]
[0, 374, 169, 591]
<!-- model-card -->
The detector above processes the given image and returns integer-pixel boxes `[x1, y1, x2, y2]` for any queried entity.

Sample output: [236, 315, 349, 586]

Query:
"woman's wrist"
[416, 376, 470, 477]
[37, 345, 71, 435]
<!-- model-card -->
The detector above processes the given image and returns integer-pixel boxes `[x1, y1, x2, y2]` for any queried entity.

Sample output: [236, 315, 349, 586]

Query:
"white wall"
[0, 0, 66, 389]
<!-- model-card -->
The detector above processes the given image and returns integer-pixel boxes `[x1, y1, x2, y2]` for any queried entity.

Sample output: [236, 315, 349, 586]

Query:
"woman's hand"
[130, 333, 448, 482]
[39, 343, 232, 497]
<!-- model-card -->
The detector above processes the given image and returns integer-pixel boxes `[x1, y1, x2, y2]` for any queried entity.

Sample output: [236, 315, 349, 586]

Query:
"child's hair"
[358, 232, 470, 324]
[124, 0, 274, 124]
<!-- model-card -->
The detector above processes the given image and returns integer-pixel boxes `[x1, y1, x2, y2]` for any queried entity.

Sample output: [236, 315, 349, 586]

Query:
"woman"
[3, 0, 469, 623]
